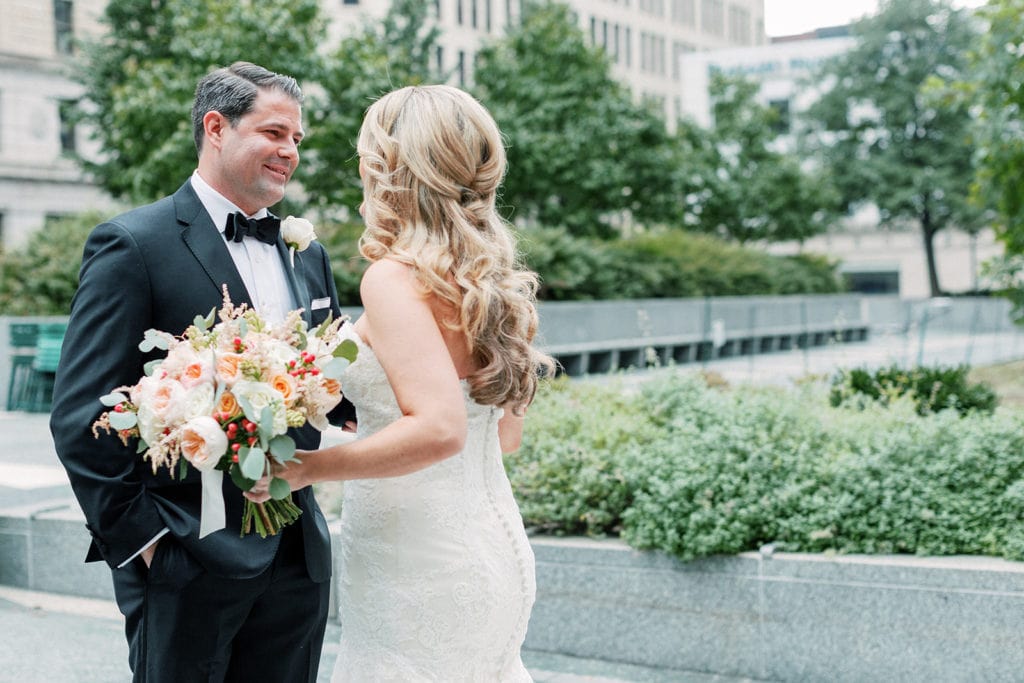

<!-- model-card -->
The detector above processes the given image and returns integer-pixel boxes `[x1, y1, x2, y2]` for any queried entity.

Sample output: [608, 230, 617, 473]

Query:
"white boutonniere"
[281, 216, 317, 267]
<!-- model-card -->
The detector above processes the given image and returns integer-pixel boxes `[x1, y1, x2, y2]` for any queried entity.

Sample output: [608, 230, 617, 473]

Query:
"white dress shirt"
[190, 170, 296, 324]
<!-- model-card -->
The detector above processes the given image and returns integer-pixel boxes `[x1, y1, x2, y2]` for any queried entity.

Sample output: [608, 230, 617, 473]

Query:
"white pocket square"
[311, 297, 331, 310]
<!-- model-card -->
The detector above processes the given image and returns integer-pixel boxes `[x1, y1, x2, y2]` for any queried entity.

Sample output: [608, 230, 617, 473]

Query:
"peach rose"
[179, 416, 227, 472]
[217, 391, 241, 418]
[271, 374, 297, 406]
[216, 353, 244, 385]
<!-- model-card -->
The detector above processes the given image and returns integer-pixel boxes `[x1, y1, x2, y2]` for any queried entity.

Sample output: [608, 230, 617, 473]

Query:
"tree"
[968, 0, 1024, 252]
[803, 0, 983, 296]
[299, 0, 442, 217]
[690, 73, 839, 244]
[473, 1, 685, 237]
[75, 0, 325, 206]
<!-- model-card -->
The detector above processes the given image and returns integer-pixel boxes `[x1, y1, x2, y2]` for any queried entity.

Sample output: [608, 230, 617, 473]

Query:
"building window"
[471, 0, 478, 28]
[0, 212, 5, 245]
[671, 0, 696, 26]
[435, 45, 444, 75]
[433, 0, 441, 19]
[590, 16, 596, 45]
[457, 50, 466, 87]
[343, 0, 359, 4]
[59, 99, 77, 155]
[700, 0, 724, 36]
[484, 0, 492, 32]
[625, 27, 631, 67]
[457, 0, 464, 24]
[54, 0, 74, 55]
[728, 5, 751, 44]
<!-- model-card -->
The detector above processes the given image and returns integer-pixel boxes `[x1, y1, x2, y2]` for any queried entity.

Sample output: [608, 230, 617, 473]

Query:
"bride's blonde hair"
[356, 85, 554, 412]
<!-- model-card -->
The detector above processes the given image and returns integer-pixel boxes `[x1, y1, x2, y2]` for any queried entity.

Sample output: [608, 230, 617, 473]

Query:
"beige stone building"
[0, 0, 111, 249]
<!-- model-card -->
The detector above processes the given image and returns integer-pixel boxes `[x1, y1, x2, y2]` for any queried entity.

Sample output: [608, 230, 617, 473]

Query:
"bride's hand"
[243, 474, 272, 504]
[242, 453, 311, 504]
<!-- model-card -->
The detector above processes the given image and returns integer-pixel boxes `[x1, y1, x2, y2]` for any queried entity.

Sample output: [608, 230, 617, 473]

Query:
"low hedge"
[511, 372, 1024, 561]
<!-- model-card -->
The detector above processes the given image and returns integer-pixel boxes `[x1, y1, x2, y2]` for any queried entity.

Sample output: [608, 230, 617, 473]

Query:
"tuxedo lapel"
[278, 240, 312, 327]
[174, 183, 252, 308]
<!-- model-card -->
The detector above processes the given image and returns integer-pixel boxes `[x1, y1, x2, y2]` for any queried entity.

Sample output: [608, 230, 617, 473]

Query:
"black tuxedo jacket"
[50, 180, 348, 582]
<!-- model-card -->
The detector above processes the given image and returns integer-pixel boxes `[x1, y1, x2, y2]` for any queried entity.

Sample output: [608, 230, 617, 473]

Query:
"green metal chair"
[6, 323, 40, 411]
[16, 323, 66, 413]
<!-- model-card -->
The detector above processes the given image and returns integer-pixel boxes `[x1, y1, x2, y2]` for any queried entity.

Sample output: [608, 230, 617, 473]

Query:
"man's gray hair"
[191, 61, 303, 153]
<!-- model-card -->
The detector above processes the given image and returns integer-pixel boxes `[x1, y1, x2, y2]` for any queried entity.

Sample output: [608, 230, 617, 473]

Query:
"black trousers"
[111, 523, 330, 683]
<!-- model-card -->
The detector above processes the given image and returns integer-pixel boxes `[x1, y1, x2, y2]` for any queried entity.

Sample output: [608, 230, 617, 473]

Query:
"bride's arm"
[498, 409, 524, 454]
[286, 259, 467, 486]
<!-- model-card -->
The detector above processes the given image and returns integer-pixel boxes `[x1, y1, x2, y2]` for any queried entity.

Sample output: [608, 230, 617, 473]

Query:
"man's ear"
[202, 111, 227, 150]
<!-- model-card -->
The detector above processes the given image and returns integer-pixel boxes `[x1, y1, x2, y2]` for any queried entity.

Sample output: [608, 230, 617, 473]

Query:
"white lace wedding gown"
[331, 326, 536, 682]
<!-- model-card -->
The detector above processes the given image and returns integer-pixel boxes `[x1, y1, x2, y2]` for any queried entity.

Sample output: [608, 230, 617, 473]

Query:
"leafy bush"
[517, 227, 844, 300]
[512, 371, 1024, 561]
[0, 213, 102, 315]
[829, 364, 998, 416]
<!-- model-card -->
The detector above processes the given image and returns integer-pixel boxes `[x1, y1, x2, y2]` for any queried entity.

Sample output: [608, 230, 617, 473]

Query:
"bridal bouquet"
[92, 288, 357, 538]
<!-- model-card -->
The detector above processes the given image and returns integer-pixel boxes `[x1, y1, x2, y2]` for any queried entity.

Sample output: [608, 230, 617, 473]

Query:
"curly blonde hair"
[356, 85, 554, 413]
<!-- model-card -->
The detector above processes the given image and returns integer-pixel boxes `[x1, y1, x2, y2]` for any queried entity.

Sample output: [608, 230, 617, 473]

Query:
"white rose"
[232, 379, 288, 436]
[133, 375, 187, 446]
[179, 416, 228, 472]
[179, 383, 215, 422]
[262, 338, 300, 371]
[281, 216, 316, 252]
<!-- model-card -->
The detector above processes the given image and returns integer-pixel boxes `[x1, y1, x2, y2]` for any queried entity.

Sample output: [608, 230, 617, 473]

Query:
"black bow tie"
[224, 212, 280, 245]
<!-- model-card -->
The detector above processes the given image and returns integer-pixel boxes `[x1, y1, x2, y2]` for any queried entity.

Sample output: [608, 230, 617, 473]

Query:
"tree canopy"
[689, 73, 839, 244]
[473, 0, 686, 236]
[968, 0, 1024, 253]
[803, 0, 983, 296]
[299, 0, 442, 216]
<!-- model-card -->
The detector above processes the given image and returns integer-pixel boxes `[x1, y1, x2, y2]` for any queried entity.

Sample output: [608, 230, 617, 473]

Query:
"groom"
[50, 62, 350, 682]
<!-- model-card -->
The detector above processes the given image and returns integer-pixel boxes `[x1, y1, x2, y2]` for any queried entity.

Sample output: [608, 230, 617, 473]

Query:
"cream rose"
[232, 379, 288, 436]
[281, 216, 316, 252]
[133, 375, 187, 446]
[179, 416, 228, 472]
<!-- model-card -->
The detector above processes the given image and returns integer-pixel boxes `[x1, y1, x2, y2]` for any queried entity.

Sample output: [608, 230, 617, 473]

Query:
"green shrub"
[513, 371, 1024, 562]
[517, 227, 844, 300]
[829, 364, 998, 416]
[0, 212, 103, 315]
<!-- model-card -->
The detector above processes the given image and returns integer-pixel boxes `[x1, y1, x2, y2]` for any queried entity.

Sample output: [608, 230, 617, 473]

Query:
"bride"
[248, 84, 555, 681]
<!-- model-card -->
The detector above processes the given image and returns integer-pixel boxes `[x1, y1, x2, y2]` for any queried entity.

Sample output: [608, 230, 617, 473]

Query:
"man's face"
[207, 88, 304, 215]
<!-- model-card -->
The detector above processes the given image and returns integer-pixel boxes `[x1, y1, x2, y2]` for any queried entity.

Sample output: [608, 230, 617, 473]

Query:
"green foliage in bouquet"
[829, 364, 998, 416]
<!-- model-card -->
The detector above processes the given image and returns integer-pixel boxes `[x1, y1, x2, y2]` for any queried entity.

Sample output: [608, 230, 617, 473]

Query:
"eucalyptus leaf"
[240, 446, 266, 481]
[269, 477, 292, 501]
[143, 359, 162, 376]
[192, 313, 208, 332]
[99, 392, 128, 407]
[321, 357, 350, 380]
[269, 435, 296, 462]
[259, 406, 275, 450]
[229, 463, 255, 491]
[314, 312, 334, 337]
[108, 412, 137, 430]
[238, 318, 248, 338]
[333, 338, 358, 362]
